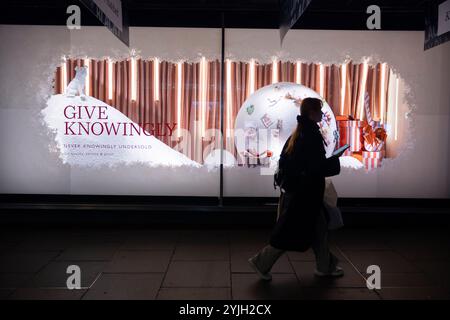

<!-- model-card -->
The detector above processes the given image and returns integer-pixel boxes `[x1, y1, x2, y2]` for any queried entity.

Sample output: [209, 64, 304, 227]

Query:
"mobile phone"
[332, 144, 350, 156]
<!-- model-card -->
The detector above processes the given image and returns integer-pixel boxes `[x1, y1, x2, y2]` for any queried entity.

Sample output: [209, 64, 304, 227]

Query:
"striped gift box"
[338, 120, 364, 152]
[362, 151, 384, 159]
[362, 158, 382, 170]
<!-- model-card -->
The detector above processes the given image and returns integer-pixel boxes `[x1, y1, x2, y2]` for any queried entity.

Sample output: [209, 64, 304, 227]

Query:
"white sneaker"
[314, 266, 344, 278]
[248, 257, 272, 281]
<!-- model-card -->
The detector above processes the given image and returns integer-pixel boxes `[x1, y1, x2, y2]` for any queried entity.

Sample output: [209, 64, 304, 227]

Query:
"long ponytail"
[285, 124, 301, 155]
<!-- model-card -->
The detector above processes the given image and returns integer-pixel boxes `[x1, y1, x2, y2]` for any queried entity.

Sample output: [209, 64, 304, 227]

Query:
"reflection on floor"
[1, 226, 450, 300]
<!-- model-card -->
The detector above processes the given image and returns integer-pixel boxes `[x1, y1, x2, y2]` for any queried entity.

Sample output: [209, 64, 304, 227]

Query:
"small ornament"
[333, 129, 339, 144]
[285, 92, 303, 107]
[276, 119, 283, 130]
[322, 111, 332, 126]
[246, 104, 254, 115]
[267, 96, 282, 107]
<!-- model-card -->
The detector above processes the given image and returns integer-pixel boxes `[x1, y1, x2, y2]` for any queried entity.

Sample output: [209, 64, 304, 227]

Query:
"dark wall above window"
[1, 0, 428, 30]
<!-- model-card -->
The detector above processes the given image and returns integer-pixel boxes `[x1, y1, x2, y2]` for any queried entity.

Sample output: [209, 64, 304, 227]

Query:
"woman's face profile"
[310, 108, 323, 123]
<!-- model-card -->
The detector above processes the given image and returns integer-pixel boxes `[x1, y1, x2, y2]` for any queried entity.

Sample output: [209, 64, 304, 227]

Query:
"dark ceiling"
[1, 0, 429, 30]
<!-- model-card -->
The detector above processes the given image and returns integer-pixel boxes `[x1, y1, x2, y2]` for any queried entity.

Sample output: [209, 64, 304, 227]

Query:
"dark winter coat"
[269, 115, 341, 252]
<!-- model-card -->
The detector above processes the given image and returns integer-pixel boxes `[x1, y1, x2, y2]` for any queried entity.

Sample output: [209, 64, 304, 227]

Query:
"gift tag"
[271, 128, 280, 139]
[244, 121, 258, 139]
[260, 113, 274, 128]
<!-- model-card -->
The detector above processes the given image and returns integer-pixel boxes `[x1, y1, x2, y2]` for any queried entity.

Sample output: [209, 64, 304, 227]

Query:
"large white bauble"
[234, 82, 338, 160]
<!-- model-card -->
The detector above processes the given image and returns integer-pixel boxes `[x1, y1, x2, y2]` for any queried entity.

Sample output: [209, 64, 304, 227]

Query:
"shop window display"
[50, 57, 398, 171]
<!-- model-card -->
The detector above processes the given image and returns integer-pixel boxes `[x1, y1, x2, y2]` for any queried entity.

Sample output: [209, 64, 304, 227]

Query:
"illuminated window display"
[50, 57, 398, 172]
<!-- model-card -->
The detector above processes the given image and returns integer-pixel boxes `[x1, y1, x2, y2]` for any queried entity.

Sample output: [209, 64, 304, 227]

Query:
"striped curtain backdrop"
[54, 58, 392, 164]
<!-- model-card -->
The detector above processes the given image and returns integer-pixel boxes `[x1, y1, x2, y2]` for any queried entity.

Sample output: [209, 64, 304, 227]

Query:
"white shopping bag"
[324, 178, 344, 230]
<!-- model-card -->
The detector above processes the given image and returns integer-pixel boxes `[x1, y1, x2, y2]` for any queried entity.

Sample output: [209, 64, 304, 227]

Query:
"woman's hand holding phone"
[332, 144, 350, 157]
